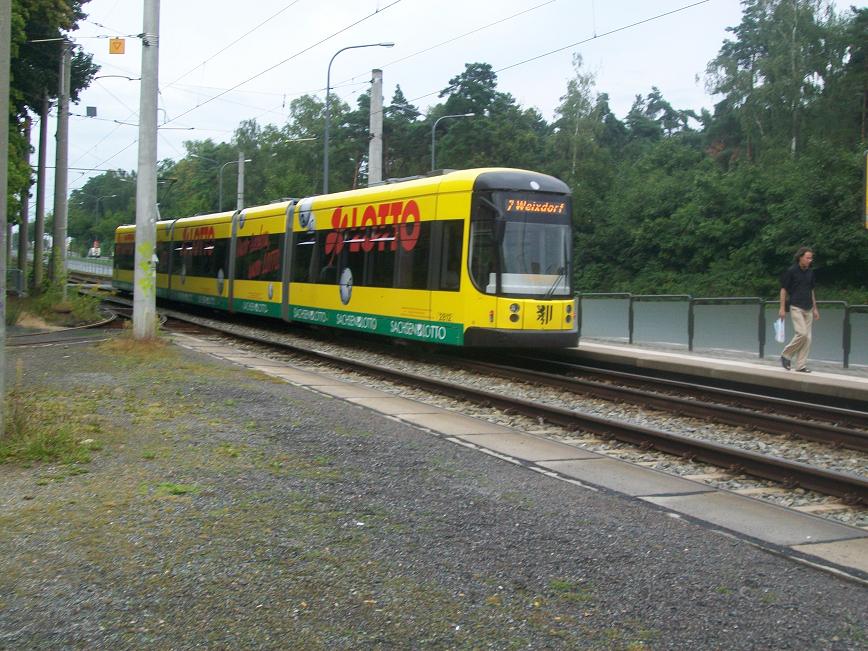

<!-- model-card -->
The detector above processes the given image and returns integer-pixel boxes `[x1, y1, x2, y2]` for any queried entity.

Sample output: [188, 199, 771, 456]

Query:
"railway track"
[448, 355, 868, 453]
[504, 351, 868, 422]
[113, 303, 866, 506]
[5, 309, 118, 347]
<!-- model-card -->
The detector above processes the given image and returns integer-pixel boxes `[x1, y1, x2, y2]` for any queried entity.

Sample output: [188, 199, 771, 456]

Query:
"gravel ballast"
[2, 335, 866, 650]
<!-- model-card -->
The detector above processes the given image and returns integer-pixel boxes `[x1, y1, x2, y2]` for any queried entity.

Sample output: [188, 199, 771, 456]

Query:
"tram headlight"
[509, 303, 520, 313]
[509, 313, 520, 322]
[566, 304, 572, 314]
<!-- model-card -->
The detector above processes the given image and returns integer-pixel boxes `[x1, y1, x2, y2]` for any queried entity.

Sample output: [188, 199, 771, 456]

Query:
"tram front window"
[469, 190, 572, 298]
[500, 221, 571, 297]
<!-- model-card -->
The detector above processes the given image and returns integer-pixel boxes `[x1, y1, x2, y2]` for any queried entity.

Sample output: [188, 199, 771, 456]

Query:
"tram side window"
[344, 232, 366, 289]
[195, 238, 228, 277]
[315, 231, 338, 284]
[156, 241, 171, 274]
[114, 242, 134, 271]
[434, 220, 463, 291]
[367, 230, 397, 288]
[469, 219, 497, 294]
[291, 231, 317, 283]
[235, 233, 283, 282]
[173, 237, 230, 278]
[395, 221, 430, 289]
[170, 239, 185, 275]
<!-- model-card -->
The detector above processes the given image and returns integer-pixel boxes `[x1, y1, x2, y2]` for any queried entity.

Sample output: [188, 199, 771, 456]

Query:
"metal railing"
[67, 254, 113, 277]
[578, 293, 867, 368]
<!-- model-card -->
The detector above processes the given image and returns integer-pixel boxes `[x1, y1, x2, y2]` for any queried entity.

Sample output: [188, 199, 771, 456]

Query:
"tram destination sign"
[503, 195, 568, 216]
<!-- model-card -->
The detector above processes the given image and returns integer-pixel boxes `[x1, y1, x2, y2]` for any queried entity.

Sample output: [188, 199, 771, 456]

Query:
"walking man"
[779, 246, 820, 373]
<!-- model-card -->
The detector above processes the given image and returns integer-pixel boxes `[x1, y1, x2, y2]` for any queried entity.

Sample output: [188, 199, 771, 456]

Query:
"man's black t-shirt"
[780, 263, 815, 311]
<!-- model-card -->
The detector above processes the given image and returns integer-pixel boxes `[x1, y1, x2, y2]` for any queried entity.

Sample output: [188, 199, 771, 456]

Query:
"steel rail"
[146, 308, 868, 504]
[501, 353, 868, 429]
[452, 358, 868, 453]
[5, 309, 119, 347]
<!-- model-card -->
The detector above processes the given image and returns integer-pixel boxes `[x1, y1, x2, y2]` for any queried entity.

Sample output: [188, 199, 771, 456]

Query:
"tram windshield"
[469, 191, 572, 298]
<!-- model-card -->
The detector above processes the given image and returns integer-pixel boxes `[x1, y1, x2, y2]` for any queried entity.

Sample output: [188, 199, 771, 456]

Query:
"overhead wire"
[145, 0, 559, 137]
[70, 0, 709, 188]
[69, 0, 404, 189]
[362, 0, 557, 76]
[162, 0, 404, 128]
[163, 0, 305, 88]
[495, 0, 710, 75]
[398, 0, 712, 108]
[69, 1, 306, 181]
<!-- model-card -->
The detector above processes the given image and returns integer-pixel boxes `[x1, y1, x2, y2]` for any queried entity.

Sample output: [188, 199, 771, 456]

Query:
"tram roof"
[116, 168, 569, 233]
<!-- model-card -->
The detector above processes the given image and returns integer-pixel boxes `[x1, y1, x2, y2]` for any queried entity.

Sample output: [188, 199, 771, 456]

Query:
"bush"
[31, 283, 103, 326]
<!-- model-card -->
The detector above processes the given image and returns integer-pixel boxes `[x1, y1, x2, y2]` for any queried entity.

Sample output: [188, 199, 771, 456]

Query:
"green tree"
[546, 53, 616, 238]
[383, 85, 425, 178]
[8, 0, 98, 218]
[432, 62, 546, 170]
[706, 0, 841, 159]
[68, 171, 135, 255]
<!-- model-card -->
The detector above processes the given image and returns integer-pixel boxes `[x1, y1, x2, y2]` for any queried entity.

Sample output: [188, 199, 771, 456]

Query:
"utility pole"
[236, 151, 245, 210]
[368, 69, 384, 186]
[32, 93, 49, 291]
[133, 0, 160, 340]
[1, 0, 11, 431]
[50, 41, 71, 298]
[18, 116, 31, 292]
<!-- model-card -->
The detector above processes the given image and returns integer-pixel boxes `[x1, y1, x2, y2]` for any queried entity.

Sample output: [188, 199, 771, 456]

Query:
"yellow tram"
[113, 167, 577, 347]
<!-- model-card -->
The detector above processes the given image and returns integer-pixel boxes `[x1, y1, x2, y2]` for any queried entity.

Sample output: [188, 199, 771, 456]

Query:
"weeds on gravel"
[549, 578, 594, 603]
[101, 329, 169, 355]
[155, 482, 199, 496]
[1, 364, 100, 465]
[31, 283, 103, 325]
[6, 297, 23, 326]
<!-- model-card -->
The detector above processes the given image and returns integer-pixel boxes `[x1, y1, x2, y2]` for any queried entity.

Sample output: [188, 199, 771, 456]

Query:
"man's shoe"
[796, 367, 811, 373]
[780, 356, 791, 370]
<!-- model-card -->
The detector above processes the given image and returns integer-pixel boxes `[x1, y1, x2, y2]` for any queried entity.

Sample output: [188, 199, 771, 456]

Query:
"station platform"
[570, 338, 868, 405]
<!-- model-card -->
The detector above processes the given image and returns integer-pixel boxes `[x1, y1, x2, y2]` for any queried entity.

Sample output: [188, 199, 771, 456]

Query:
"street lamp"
[282, 136, 317, 146]
[431, 113, 475, 171]
[189, 154, 218, 164]
[95, 193, 117, 218]
[323, 42, 394, 194]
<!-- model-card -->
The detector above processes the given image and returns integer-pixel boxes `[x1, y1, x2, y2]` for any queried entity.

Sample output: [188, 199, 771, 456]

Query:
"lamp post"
[219, 156, 251, 211]
[323, 42, 394, 194]
[91, 193, 117, 255]
[431, 113, 475, 171]
[95, 193, 117, 219]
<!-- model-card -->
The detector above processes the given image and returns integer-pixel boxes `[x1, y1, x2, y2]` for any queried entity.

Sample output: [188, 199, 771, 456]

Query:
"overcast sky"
[32, 0, 854, 206]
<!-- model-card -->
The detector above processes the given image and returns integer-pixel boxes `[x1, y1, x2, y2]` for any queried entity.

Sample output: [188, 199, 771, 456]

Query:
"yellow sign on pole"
[109, 38, 125, 55]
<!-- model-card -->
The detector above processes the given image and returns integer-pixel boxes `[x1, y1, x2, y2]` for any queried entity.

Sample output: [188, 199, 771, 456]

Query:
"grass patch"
[154, 482, 200, 496]
[1, 367, 105, 466]
[217, 443, 242, 458]
[549, 578, 594, 604]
